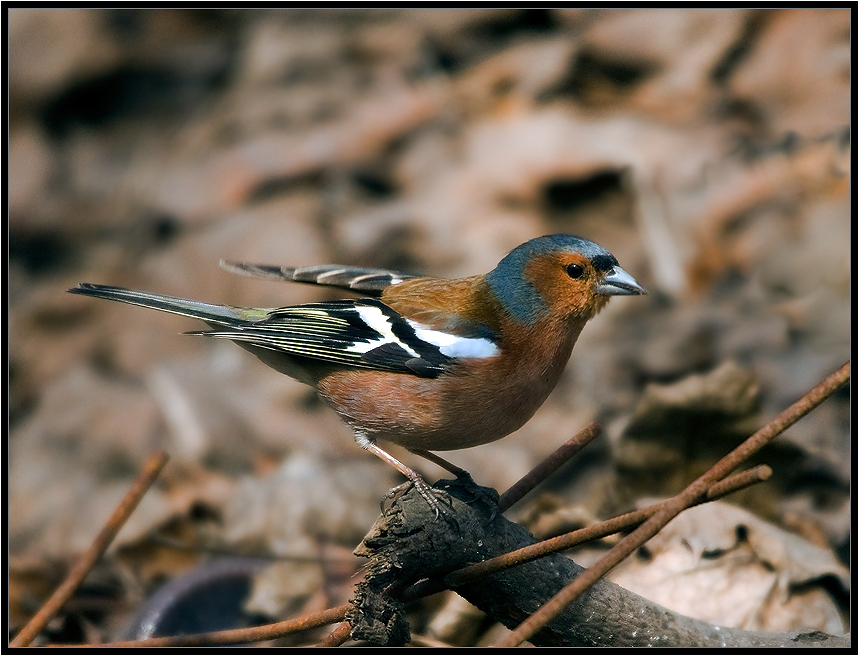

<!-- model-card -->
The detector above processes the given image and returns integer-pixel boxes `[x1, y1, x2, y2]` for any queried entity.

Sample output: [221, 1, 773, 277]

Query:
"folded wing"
[191, 298, 459, 377]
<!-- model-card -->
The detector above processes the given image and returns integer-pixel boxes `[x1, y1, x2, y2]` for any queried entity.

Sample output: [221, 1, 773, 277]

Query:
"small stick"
[705, 464, 771, 499]
[315, 621, 353, 647]
[496, 360, 849, 647]
[402, 464, 771, 601]
[10, 451, 169, 648]
[447, 465, 771, 588]
[498, 422, 601, 512]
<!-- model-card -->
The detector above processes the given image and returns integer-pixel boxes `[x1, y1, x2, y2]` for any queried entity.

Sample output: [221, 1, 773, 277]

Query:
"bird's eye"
[566, 263, 585, 279]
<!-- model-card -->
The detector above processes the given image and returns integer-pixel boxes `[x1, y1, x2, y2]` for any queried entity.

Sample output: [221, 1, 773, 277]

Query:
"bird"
[68, 234, 645, 513]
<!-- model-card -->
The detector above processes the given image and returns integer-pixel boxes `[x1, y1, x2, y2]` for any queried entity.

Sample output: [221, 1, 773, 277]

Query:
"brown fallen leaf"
[607, 500, 848, 633]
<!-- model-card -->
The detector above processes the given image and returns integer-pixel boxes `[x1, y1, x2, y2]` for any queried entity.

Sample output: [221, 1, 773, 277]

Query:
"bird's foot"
[409, 450, 499, 517]
[382, 477, 454, 523]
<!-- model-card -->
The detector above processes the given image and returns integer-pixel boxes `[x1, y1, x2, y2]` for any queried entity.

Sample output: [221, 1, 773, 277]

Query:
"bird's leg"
[354, 433, 445, 518]
[409, 449, 474, 483]
[410, 449, 498, 516]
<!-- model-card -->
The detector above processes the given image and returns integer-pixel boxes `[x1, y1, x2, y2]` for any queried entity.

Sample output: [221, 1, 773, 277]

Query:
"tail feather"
[67, 283, 260, 327]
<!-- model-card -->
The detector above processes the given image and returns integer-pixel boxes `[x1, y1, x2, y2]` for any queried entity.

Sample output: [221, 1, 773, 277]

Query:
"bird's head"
[485, 234, 646, 325]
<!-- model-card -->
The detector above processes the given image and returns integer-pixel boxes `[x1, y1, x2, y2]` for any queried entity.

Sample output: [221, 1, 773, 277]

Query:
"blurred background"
[8, 8, 851, 645]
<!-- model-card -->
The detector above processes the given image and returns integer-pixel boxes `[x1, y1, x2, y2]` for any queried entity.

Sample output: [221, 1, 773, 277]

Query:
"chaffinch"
[69, 234, 645, 511]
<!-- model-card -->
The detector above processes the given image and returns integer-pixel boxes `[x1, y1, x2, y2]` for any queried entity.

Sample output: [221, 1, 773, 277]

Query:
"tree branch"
[353, 480, 848, 648]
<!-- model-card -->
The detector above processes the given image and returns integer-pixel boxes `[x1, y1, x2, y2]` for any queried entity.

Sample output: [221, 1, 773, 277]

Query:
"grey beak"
[596, 265, 647, 296]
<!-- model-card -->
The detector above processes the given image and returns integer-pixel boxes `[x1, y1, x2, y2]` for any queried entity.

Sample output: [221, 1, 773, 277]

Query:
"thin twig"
[496, 360, 849, 646]
[10, 451, 169, 648]
[705, 465, 771, 499]
[498, 422, 601, 512]
[315, 621, 352, 647]
[60, 604, 351, 648]
[402, 464, 771, 601]
[447, 465, 772, 588]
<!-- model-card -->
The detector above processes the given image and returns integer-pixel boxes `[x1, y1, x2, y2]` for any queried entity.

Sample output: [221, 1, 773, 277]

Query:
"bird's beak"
[596, 266, 647, 296]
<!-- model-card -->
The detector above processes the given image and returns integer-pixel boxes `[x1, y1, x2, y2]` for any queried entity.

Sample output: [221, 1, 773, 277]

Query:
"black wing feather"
[194, 298, 454, 378]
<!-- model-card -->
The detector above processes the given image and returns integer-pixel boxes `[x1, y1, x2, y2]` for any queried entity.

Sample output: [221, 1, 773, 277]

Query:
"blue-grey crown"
[485, 234, 618, 325]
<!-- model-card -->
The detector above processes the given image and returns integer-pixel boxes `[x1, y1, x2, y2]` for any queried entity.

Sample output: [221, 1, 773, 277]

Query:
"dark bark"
[351, 479, 849, 648]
